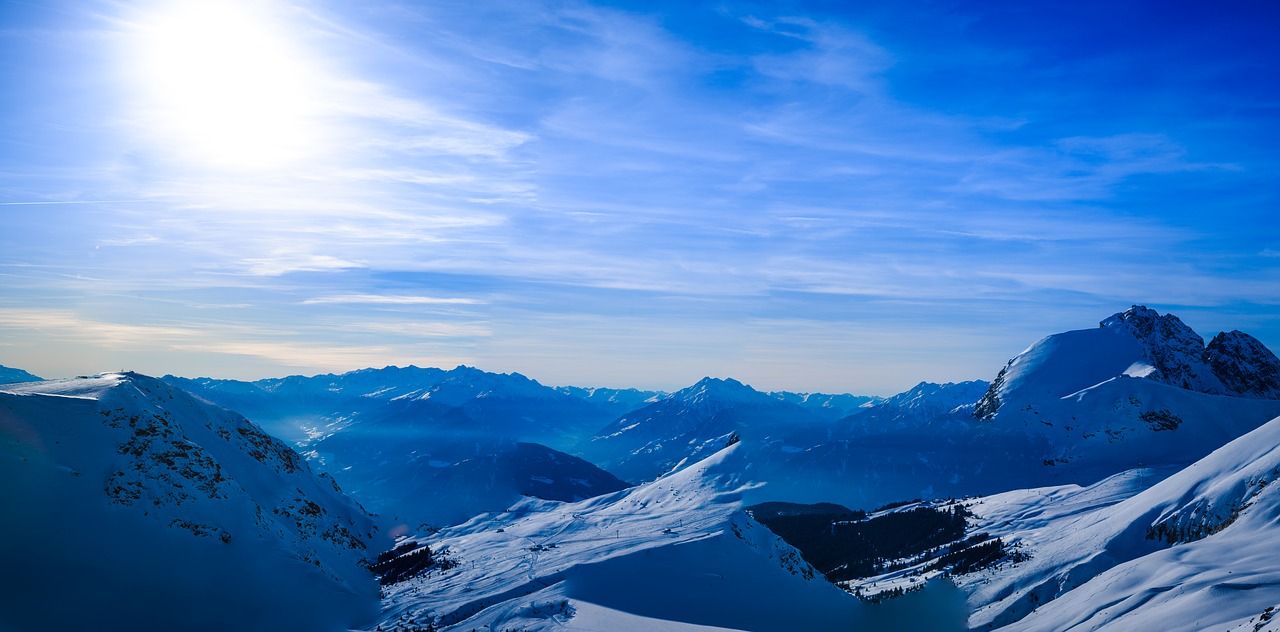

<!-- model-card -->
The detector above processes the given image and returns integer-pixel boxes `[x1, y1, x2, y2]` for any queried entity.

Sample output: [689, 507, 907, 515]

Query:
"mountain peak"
[691, 376, 747, 389]
[678, 377, 766, 404]
[1205, 330, 1280, 399]
[977, 306, 1280, 419]
[1098, 305, 1224, 394]
[1100, 305, 1199, 343]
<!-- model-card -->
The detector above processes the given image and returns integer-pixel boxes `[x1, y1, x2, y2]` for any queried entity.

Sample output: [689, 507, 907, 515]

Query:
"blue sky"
[0, 0, 1277, 394]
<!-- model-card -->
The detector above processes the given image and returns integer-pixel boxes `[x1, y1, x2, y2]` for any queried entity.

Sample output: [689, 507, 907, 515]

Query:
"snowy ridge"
[951, 412, 1280, 630]
[0, 363, 40, 385]
[1100, 305, 1228, 394]
[369, 444, 868, 631]
[166, 365, 618, 450]
[842, 380, 988, 431]
[0, 372, 381, 631]
[555, 385, 667, 418]
[578, 377, 822, 484]
[768, 390, 882, 420]
[977, 306, 1280, 419]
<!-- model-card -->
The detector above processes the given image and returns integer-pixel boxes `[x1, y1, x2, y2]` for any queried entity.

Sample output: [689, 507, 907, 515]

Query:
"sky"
[0, 0, 1277, 394]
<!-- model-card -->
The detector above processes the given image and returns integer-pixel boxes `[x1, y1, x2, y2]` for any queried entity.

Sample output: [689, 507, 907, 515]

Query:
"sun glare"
[126, 1, 329, 170]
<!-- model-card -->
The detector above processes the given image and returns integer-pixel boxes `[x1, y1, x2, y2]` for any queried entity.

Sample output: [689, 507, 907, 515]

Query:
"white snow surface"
[953, 413, 1280, 631]
[993, 326, 1150, 405]
[370, 444, 877, 631]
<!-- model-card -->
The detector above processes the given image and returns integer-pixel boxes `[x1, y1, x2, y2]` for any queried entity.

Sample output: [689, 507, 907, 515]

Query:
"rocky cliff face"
[1099, 305, 1227, 394]
[1205, 330, 1280, 399]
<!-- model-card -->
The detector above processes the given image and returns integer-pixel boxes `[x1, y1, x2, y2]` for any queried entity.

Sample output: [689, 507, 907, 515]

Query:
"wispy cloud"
[0, 307, 480, 378]
[743, 15, 893, 91]
[1, 0, 1277, 391]
[301, 294, 483, 306]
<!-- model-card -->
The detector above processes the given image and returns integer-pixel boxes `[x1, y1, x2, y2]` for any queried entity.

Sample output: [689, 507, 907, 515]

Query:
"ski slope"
[369, 444, 872, 631]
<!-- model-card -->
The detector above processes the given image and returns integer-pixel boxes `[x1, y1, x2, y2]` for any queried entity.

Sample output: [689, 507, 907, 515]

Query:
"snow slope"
[367, 444, 874, 631]
[0, 363, 40, 385]
[947, 412, 1280, 630]
[0, 372, 381, 632]
[958, 306, 1280, 491]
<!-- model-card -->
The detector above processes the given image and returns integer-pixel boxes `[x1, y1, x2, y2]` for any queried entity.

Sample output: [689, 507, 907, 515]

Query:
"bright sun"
[126, 1, 328, 170]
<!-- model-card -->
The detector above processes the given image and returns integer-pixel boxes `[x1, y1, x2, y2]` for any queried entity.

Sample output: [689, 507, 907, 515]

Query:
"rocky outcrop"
[1205, 330, 1280, 399]
[1099, 305, 1227, 394]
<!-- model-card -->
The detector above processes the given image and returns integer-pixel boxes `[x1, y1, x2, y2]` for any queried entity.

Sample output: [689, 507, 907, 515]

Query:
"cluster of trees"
[926, 534, 1016, 575]
[754, 504, 969, 582]
[754, 502, 1019, 584]
[1146, 506, 1242, 544]
[370, 541, 458, 586]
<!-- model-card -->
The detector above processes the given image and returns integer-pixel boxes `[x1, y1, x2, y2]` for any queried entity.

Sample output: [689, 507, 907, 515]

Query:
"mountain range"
[4, 304, 1280, 630]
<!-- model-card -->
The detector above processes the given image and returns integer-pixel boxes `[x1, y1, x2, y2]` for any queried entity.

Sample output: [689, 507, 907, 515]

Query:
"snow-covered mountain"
[958, 306, 1280, 489]
[0, 372, 381, 632]
[364, 445, 972, 632]
[771, 308, 1280, 510]
[0, 363, 40, 384]
[166, 365, 617, 449]
[943, 410, 1280, 630]
[556, 384, 666, 419]
[769, 390, 883, 420]
[841, 380, 988, 431]
[166, 366, 634, 527]
[975, 305, 1280, 419]
[576, 377, 825, 484]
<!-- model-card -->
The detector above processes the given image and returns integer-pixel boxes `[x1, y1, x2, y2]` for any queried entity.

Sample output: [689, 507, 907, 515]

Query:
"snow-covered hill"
[0, 363, 41, 385]
[364, 445, 934, 632]
[946, 410, 1280, 630]
[0, 372, 381, 631]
